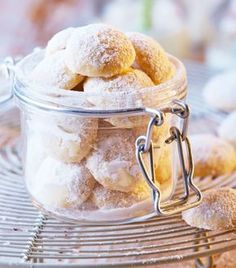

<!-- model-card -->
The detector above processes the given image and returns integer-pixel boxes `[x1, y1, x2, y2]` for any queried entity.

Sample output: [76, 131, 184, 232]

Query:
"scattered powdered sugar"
[65, 23, 135, 77]
[182, 187, 236, 230]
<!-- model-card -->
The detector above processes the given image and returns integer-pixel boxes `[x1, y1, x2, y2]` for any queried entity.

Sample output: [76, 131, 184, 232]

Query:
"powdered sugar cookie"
[65, 24, 136, 77]
[84, 68, 154, 107]
[127, 32, 175, 84]
[30, 50, 84, 90]
[45, 27, 75, 56]
[182, 188, 236, 230]
[92, 183, 150, 209]
[218, 111, 236, 147]
[215, 249, 236, 268]
[84, 68, 154, 127]
[31, 114, 98, 163]
[203, 70, 236, 112]
[84, 68, 154, 95]
[190, 134, 236, 177]
[86, 128, 142, 192]
[31, 157, 96, 208]
[77, 197, 97, 211]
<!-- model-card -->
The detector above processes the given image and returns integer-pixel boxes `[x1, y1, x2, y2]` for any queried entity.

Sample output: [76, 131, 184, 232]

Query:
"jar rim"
[13, 50, 187, 117]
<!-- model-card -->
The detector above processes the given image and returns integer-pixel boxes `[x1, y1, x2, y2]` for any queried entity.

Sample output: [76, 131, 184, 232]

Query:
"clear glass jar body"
[14, 51, 187, 224]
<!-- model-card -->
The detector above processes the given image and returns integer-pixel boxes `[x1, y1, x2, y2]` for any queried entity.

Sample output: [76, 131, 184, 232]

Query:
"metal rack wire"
[0, 62, 235, 267]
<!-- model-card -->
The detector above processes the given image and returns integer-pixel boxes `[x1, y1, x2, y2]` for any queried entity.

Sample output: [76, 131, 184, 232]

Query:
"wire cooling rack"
[0, 61, 235, 267]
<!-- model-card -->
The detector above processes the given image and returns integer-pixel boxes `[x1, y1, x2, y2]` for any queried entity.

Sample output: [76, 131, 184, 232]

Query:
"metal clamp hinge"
[136, 100, 202, 216]
[0, 56, 18, 105]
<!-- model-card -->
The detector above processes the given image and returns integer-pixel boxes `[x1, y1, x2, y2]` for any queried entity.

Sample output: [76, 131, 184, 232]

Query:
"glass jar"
[0, 58, 20, 142]
[12, 50, 201, 224]
[0, 58, 15, 109]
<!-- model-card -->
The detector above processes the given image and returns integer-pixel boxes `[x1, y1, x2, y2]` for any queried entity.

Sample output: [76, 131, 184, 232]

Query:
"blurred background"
[0, 0, 236, 70]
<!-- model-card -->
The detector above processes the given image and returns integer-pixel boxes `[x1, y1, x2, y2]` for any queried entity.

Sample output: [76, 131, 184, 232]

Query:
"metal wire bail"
[136, 100, 202, 216]
[0, 56, 18, 105]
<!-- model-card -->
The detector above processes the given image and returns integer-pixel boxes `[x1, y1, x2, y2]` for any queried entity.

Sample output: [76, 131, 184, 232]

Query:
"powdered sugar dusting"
[92, 183, 150, 209]
[84, 68, 154, 127]
[86, 128, 143, 192]
[30, 50, 84, 90]
[46, 27, 75, 56]
[84, 68, 154, 94]
[30, 113, 98, 163]
[215, 249, 236, 267]
[65, 24, 135, 77]
[83, 68, 153, 108]
[31, 157, 96, 207]
[182, 187, 236, 230]
[127, 32, 175, 84]
[203, 70, 236, 112]
[218, 111, 236, 146]
[190, 134, 236, 177]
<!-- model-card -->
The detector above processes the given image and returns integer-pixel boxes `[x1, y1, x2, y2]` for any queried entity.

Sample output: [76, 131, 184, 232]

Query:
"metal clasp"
[136, 100, 202, 216]
[0, 56, 18, 105]
[0, 56, 20, 79]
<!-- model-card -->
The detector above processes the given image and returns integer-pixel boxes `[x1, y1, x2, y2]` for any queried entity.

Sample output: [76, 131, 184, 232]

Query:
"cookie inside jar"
[14, 23, 187, 223]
